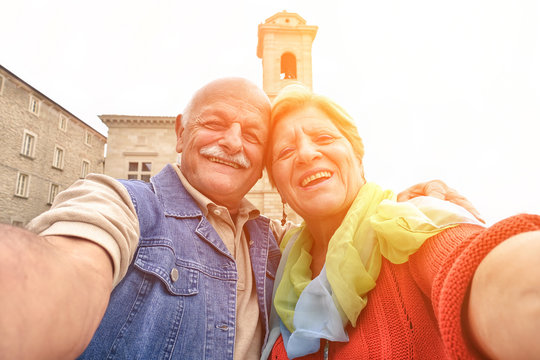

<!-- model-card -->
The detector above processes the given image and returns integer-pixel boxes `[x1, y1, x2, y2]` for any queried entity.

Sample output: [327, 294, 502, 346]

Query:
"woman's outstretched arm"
[467, 230, 540, 359]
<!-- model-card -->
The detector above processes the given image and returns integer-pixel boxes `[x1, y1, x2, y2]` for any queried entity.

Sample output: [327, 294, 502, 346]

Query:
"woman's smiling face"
[271, 106, 365, 223]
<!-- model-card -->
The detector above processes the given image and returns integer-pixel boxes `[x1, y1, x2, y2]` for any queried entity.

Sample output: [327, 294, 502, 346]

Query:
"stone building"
[0, 65, 106, 226]
[99, 115, 177, 181]
[100, 10, 316, 223]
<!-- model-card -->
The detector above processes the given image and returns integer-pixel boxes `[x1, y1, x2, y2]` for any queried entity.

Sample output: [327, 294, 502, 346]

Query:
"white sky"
[2, 0, 539, 225]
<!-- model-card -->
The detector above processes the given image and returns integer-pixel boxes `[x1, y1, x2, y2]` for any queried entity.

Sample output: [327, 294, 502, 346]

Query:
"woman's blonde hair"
[265, 83, 364, 186]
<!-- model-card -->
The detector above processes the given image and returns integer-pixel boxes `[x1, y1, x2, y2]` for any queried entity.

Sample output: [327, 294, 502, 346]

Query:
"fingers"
[397, 183, 425, 202]
[444, 189, 485, 223]
[421, 180, 447, 200]
[397, 180, 486, 224]
[397, 180, 446, 201]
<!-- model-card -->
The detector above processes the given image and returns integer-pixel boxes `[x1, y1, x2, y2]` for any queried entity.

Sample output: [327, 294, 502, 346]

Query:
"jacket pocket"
[134, 244, 199, 296]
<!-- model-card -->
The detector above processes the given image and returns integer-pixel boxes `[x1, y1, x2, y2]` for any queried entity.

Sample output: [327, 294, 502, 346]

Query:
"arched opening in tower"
[280, 52, 297, 80]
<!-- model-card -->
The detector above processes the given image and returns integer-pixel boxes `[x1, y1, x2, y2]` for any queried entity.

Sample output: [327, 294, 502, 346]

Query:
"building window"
[47, 183, 59, 205]
[85, 131, 92, 146]
[15, 173, 30, 198]
[20, 130, 37, 158]
[52, 145, 64, 169]
[59, 115, 68, 131]
[11, 220, 24, 227]
[81, 160, 90, 178]
[127, 161, 152, 182]
[280, 52, 297, 80]
[29, 96, 40, 115]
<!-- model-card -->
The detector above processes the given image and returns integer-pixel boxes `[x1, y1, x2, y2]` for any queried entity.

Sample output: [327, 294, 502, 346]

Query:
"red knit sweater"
[268, 214, 540, 359]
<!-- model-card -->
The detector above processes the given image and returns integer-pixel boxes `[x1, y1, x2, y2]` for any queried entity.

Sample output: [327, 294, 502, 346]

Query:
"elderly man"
[0, 78, 481, 359]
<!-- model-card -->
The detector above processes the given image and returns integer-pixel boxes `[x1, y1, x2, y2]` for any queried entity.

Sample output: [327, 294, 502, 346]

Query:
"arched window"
[280, 52, 297, 79]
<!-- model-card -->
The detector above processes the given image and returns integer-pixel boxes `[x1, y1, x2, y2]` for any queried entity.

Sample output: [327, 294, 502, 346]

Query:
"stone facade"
[0, 65, 106, 226]
[99, 115, 178, 181]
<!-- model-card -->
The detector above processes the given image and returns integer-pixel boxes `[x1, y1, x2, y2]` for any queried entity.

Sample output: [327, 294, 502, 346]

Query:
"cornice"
[256, 11, 318, 58]
[0, 65, 107, 140]
[263, 11, 307, 25]
[99, 115, 176, 128]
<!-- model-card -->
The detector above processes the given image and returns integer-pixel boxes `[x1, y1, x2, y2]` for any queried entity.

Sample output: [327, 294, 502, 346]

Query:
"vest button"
[170, 268, 179, 282]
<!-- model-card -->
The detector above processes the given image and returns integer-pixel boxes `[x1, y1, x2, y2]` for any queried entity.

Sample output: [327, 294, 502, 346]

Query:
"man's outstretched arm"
[0, 224, 113, 359]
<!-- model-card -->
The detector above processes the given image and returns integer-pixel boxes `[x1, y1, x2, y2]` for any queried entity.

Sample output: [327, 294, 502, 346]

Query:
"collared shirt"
[173, 164, 263, 359]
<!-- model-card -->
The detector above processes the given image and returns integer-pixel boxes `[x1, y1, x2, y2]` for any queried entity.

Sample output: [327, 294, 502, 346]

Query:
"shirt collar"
[172, 163, 260, 220]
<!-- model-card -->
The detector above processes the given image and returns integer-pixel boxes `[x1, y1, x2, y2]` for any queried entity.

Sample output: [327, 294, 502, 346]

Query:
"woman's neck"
[305, 214, 345, 278]
[309, 240, 327, 278]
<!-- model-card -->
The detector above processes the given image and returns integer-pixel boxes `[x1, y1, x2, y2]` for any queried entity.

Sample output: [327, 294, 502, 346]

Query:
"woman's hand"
[397, 179, 484, 223]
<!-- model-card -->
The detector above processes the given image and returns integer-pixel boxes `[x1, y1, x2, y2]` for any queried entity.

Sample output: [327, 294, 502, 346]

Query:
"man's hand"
[397, 179, 485, 223]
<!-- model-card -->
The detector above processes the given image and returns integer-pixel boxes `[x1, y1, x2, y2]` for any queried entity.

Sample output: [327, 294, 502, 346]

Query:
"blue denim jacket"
[79, 164, 281, 359]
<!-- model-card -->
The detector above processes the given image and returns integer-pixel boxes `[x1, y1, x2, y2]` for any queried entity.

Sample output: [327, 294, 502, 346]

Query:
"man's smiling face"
[176, 78, 270, 212]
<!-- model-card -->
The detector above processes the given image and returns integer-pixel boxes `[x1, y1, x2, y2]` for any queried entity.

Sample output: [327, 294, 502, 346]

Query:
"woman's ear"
[358, 161, 366, 183]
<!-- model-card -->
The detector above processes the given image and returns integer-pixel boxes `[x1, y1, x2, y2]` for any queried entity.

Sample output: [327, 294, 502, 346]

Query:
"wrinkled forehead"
[192, 99, 269, 138]
[271, 105, 338, 139]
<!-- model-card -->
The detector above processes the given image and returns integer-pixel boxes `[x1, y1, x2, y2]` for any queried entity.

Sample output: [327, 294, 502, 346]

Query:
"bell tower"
[257, 11, 318, 101]
[244, 11, 317, 224]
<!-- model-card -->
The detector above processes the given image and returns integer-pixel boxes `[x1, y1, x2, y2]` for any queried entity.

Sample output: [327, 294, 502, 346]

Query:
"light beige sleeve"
[26, 174, 140, 287]
[269, 218, 298, 245]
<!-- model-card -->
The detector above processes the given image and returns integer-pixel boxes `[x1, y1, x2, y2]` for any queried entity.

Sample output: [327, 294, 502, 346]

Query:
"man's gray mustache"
[200, 145, 251, 169]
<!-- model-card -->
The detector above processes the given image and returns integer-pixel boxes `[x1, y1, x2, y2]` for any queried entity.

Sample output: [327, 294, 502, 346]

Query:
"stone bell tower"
[244, 11, 317, 224]
[257, 11, 318, 101]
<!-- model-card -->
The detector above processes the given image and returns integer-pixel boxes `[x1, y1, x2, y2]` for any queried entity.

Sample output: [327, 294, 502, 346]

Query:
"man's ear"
[175, 114, 184, 153]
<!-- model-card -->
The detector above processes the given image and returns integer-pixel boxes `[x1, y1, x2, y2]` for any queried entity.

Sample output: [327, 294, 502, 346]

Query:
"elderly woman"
[261, 84, 540, 359]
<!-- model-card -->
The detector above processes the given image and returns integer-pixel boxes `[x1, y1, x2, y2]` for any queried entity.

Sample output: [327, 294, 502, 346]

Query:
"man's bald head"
[180, 77, 270, 128]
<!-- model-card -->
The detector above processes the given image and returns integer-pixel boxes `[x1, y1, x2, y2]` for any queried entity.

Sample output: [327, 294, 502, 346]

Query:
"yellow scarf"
[274, 182, 463, 332]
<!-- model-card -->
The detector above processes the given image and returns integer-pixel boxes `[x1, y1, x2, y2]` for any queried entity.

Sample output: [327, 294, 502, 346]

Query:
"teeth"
[301, 171, 332, 187]
[209, 157, 240, 169]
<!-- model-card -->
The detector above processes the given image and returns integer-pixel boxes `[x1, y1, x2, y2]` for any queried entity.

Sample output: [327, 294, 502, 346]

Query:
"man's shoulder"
[269, 219, 299, 245]
[117, 178, 154, 192]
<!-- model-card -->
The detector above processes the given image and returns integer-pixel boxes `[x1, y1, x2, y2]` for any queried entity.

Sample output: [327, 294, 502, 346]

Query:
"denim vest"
[79, 164, 281, 359]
